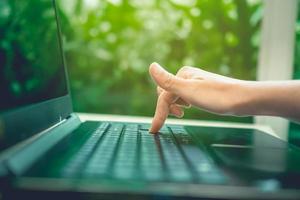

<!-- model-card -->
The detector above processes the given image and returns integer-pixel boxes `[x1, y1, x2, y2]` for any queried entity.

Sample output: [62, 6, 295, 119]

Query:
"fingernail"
[178, 112, 184, 118]
[151, 62, 164, 76]
[152, 62, 158, 66]
[172, 112, 184, 118]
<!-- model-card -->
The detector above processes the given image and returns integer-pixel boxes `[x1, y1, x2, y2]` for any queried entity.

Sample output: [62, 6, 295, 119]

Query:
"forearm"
[233, 80, 300, 123]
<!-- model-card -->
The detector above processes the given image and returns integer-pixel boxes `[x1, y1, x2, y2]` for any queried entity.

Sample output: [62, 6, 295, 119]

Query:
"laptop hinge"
[2, 113, 81, 176]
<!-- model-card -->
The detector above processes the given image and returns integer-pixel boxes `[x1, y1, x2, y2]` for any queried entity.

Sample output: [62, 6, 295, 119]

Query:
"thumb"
[149, 62, 186, 94]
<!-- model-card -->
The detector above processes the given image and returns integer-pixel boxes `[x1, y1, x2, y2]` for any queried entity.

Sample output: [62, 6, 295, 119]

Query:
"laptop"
[0, 0, 300, 199]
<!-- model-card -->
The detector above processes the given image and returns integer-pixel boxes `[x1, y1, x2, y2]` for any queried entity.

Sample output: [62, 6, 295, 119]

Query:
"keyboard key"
[139, 124, 151, 131]
[169, 169, 193, 182]
[114, 168, 135, 179]
[125, 124, 139, 132]
[142, 169, 164, 181]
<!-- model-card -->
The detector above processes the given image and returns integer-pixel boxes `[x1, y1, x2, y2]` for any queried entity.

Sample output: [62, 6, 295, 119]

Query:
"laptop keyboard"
[61, 122, 226, 184]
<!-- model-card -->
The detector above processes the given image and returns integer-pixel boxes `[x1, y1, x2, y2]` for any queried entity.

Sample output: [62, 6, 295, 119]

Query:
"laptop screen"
[0, 0, 72, 151]
[0, 0, 68, 112]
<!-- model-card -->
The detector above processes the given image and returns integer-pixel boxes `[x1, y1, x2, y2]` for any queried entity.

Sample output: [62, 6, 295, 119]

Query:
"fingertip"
[151, 62, 159, 66]
[150, 113, 165, 134]
[149, 62, 168, 79]
[149, 123, 159, 134]
[149, 62, 159, 75]
[149, 117, 156, 133]
[149, 128, 156, 134]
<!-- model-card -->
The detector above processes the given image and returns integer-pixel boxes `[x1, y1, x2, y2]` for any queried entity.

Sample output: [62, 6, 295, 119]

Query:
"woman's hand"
[149, 62, 248, 133]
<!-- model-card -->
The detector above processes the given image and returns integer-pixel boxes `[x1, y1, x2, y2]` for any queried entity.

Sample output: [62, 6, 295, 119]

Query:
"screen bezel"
[0, 0, 73, 151]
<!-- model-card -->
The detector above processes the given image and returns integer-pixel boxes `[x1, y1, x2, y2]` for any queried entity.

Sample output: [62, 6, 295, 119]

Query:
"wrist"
[229, 80, 259, 116]
[230, 80, 281, 117]
[226, 80, 300, 121]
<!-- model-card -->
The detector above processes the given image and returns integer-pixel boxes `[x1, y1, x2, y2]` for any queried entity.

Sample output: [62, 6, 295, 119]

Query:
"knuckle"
[177, 66, 192, 78]
[163, 72, 174, 90]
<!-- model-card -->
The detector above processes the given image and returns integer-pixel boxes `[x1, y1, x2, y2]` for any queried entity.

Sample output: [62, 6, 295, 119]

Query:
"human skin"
[149, 62, 300, 133]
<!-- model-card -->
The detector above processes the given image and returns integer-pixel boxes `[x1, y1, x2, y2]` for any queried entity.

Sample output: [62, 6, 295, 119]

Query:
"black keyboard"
[62, 122, 226, 184]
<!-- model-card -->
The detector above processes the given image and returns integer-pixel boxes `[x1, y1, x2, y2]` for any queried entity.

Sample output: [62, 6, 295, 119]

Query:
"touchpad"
[211, 144, 300, 173]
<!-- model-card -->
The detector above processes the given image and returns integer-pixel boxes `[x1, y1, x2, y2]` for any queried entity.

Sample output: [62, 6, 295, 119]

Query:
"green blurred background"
[57, 0, 262, 123]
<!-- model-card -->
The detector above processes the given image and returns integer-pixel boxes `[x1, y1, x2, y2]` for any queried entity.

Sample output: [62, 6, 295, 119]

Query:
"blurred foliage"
[57, 0, 262, 122]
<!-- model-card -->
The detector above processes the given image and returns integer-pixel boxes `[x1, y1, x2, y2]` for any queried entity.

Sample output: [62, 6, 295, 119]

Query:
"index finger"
[150, 91, 178, 133]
